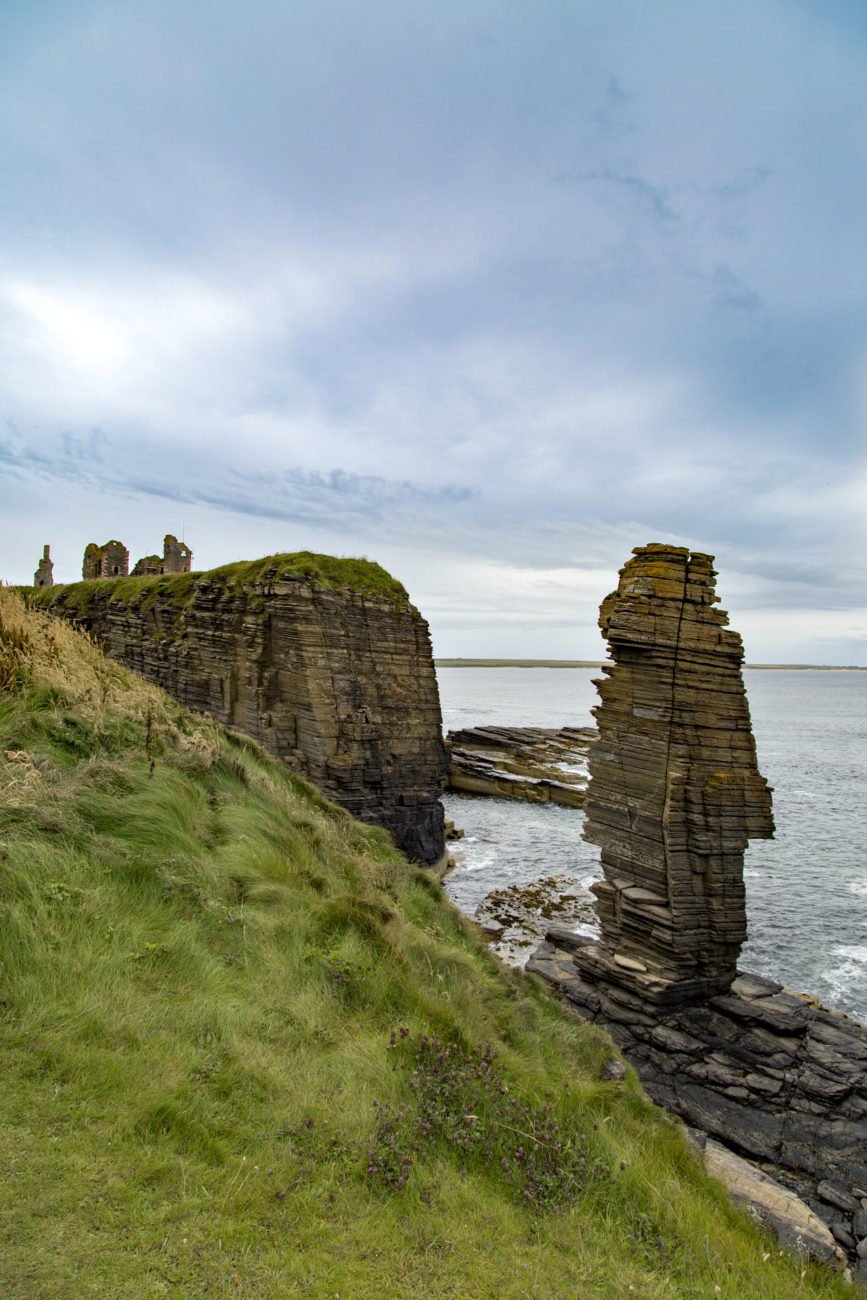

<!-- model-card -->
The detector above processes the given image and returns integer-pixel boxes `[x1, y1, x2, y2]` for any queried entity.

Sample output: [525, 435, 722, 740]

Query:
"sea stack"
[577, 544, 774, 1003]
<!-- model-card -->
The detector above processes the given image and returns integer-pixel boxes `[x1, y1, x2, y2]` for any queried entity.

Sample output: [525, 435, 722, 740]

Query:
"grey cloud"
[711, 265, 762, 312]
[1, 1, 866, 659]
[590, 169, 680, 223]
[709, 165, 775, 201]
[0, 425, 478, 530]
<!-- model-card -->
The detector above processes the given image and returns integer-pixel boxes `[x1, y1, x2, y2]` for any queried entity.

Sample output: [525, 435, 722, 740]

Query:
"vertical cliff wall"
[579, 543, 774, 1002]
[34, 554, 447, 865]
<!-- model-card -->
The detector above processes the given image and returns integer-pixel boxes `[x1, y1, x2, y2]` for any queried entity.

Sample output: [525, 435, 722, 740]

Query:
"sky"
[1, 0, 866, 663]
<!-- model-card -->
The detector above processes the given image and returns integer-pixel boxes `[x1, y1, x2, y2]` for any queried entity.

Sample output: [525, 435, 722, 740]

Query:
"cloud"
[565, 169, 680, 223]
[1, 0, 866, 660]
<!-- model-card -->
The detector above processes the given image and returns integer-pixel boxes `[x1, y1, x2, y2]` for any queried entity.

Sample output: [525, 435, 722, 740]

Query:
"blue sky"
[1, 0, 866, 662]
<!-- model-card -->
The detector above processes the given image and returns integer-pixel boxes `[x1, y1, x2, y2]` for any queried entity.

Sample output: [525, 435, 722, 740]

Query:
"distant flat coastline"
[435, 658, 867, 670]
[436, 658, 605, 668]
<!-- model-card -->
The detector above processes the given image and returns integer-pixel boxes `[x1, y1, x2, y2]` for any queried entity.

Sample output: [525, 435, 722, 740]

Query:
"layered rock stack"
[577, 544, 774, 1003]
[527, 546, 867, 1266]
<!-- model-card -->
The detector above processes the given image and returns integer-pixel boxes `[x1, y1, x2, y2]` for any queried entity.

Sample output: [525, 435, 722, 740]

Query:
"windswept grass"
[0, 588, 851, 1299]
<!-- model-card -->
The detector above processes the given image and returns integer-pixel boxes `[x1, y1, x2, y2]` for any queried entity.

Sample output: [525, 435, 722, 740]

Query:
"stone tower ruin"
[82, 540, 130, 580]
[577, 544, 774, 1004]
[33, 545, 54, 587]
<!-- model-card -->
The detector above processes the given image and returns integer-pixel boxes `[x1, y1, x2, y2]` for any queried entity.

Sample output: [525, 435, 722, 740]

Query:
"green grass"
[23, 550, 411, 620]
[0, 589, 851, 1299]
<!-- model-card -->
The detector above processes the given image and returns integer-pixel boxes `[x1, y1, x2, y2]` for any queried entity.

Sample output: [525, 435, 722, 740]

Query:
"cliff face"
[37, 555, 447, 865]
[579, 544, 774, 1002]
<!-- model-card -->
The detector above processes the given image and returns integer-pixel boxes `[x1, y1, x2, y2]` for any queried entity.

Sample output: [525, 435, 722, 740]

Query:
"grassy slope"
[0, 590, 849, 1300]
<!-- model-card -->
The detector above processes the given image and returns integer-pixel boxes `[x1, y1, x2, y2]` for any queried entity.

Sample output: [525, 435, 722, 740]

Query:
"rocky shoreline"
[528, 927, 867, 1279]
[445, 724, 595, 807]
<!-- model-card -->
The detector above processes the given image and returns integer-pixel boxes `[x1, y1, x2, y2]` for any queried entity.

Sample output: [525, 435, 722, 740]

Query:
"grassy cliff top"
[0, 588, 850, 1299]
[23, 550, 411, 615]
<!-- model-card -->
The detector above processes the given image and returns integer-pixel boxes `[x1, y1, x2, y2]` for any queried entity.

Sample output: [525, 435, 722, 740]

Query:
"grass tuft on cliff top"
[0, 587, 851, 1300]
[23, 550, 411, 618]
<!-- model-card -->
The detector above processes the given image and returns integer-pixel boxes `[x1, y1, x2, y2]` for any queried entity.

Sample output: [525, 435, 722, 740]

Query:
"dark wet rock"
[599, 1058, 628, 1081]
[855, 1202, 867, 1240]
[445, 725, 595, 808]
[532, 924, 867, 1268]
[817, 1180, 857, 1214]
[471, 874, 597, 966]
[545, 925, 597, 952]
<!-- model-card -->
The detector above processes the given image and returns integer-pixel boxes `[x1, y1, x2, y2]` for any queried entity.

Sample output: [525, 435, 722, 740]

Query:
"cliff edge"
[28, 552, 447, 865]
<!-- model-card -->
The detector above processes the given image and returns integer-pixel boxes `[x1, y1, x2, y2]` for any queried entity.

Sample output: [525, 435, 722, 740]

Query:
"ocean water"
[438, 667, 867, 1023]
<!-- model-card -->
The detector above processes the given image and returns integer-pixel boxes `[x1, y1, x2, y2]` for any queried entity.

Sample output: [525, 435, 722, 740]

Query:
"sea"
[438, 666, 867, 1024]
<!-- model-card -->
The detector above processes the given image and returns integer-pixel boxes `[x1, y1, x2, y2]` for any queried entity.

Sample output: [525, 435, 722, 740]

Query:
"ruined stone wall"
[131, 535, 193, 577]
[83, 540, 130, 580]
[162, 534, 192, 573]
[40, 558, 447, 865]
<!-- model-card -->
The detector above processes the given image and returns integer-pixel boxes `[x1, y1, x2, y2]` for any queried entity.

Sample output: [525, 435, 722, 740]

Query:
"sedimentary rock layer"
[35, 555, 447, 864]
[445, 725, 594, 807]
[579, 544, 774, 1002]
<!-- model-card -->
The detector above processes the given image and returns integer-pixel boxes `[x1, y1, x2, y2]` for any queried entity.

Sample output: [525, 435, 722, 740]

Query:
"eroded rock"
[445, 725, 594, 808]
[525, 544, 865, 1268]
[578, 544, 774, 1003]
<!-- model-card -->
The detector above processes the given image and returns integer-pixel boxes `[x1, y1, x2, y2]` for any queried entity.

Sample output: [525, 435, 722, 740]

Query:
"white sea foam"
[831, 944, 867, 962]
[822, 945, 867, 1003]
[848, 879, 867, 897]
[460, 852, 497, 874]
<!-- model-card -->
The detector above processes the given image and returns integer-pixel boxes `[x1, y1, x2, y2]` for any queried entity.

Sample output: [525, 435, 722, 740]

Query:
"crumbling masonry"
[80, 535, 192, 580]
[82, 540, 130, 580]
[33, 545, 54, 587]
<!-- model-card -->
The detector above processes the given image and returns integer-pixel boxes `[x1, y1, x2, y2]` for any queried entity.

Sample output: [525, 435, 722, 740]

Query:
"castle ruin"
[83, 540, 130, 580]
[33, 545, 54, 587]
[79, 535, 192, 581]
[131, 535, 193, 577]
